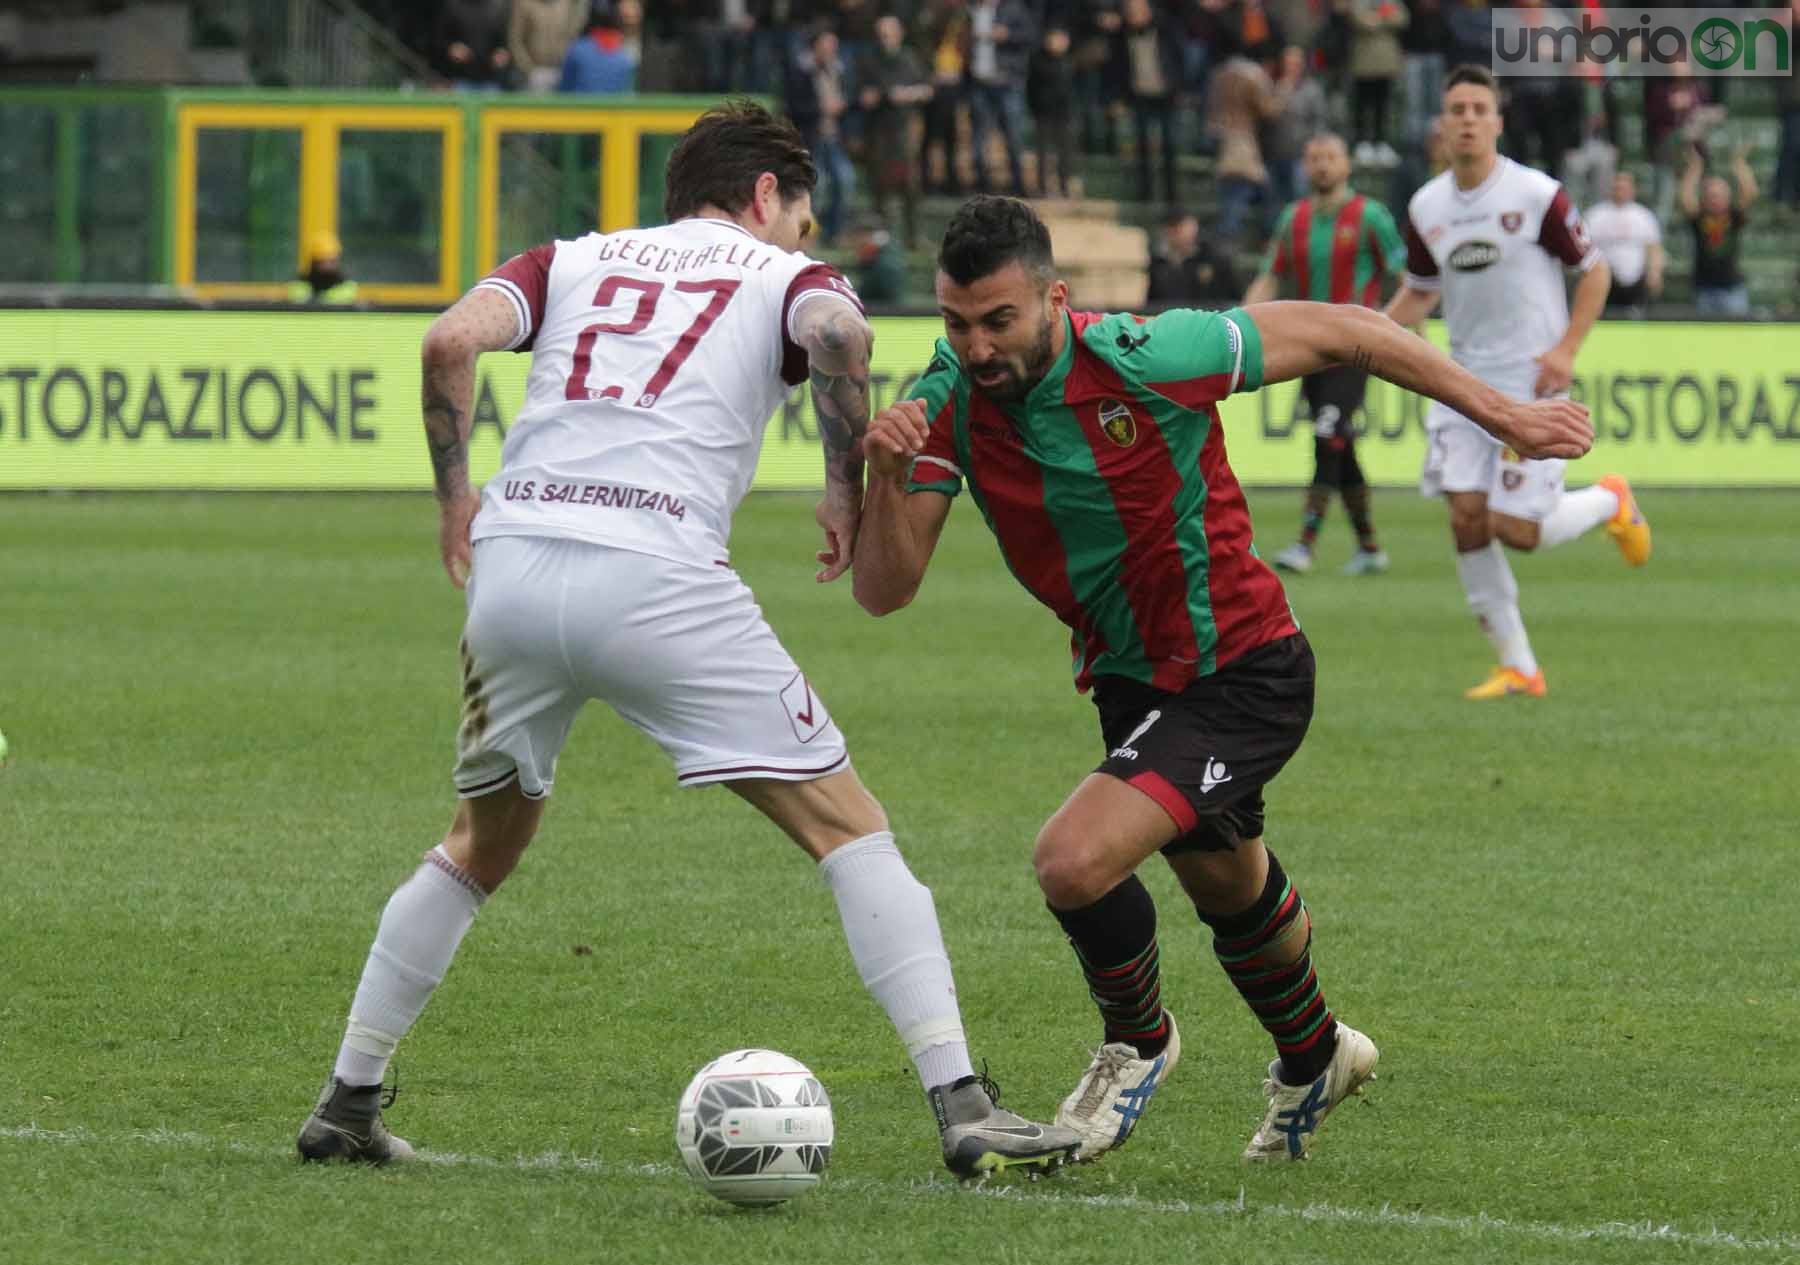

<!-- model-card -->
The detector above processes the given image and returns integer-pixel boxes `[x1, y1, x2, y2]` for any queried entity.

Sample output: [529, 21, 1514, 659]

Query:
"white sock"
[1536, 485, 1619, 550]
[1456, 542, 1538, 675]
[333, 846, 487, 1086]
[819, 832, 975, 1093]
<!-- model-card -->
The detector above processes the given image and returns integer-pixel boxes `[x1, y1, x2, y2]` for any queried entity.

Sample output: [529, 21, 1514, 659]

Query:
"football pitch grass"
[2, 488, 1796, 1264]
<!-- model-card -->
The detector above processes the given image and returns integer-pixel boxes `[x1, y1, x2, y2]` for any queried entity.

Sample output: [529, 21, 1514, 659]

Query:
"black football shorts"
[1093, 634, 1316, 853]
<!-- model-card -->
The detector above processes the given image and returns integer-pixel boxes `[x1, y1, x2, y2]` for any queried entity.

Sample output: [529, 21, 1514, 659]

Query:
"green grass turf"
[2, 489, 1796, 1264]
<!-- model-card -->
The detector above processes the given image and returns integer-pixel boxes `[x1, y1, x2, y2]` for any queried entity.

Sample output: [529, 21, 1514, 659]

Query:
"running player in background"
[852, 196, 1590, 1163]
[296, 103, 1077, 1179]
[1385, 65, 1651, 701]
[1244, 132, 1407, 577]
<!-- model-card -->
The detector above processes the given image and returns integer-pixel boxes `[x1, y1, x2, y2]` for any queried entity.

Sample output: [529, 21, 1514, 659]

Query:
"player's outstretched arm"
[792, 298, 875, 582]
[421, 286, 522, 588]
[1244, 301, 1593, 460]
[852, 400, 953, 616]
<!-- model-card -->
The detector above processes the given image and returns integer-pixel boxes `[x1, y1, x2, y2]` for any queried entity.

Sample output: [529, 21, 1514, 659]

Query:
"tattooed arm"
[790, 297, 875, 582]
[420, 286, 522, 587]
[1243, 301, 1593, 460]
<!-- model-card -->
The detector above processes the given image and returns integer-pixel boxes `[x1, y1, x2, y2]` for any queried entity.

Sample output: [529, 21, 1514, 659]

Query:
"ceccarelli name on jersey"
[594, 236, 776, 274]
[502, 479, 687, 520]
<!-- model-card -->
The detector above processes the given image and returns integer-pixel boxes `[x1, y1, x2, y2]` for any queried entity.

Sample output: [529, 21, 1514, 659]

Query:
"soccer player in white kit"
[1385, 66, 1653, 700]
[296, 102, 1079, 1177]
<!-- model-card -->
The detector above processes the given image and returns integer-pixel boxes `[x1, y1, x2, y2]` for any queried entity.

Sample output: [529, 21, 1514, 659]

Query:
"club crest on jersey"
[1500, 211, 1524, 234]
[1448, 240, 1501, 271]
[1098, 399, 1137, 447]
[1502, 469, 1525, 491]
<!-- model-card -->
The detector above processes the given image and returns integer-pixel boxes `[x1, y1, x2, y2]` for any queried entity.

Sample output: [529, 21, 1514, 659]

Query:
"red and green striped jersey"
[1264, 193, 1406, 307]
[904, 307, 1297, 693]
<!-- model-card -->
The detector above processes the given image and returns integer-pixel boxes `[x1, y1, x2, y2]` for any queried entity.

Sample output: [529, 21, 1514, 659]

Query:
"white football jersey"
[469, 217, 862, 567]
[1402, 157, 1602, 380]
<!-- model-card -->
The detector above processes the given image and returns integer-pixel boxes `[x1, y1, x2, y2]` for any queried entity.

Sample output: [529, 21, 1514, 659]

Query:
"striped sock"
[1202, 852, 1338, 1084]
[1298, 486, 1330, 548]
[1051, 875, 1170, 1055]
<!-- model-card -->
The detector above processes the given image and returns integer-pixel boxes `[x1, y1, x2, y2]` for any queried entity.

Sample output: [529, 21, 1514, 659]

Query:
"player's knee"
[1449, 507, 1491, 551]
[1032, 828, 1111, 909]
[1494, 516, 1541, 551]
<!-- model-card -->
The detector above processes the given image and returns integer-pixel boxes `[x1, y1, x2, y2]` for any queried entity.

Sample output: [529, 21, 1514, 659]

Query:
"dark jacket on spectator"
[1113, 11, 1185, 102]
[1148, 244, 1243, 306]
[434, 0, 512, 84]
[1027, 44, 1078, 120]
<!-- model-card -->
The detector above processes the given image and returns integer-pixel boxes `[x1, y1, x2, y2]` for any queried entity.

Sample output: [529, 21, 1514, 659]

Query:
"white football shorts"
[452, 536, 849, 799]
[1419, 365, 1566, 522]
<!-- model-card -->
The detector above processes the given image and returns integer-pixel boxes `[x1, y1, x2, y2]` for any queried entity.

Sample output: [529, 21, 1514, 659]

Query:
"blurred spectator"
[966, 0, 1035, 194]
[857, 14, 932, 249]
[1397, 0, 1448, 151]
[1208, 51, 1279, 242]
[1587, 170, 1662, 314]
[1644, 59, 1723, 215]
[560, 3, 639, 93]
[1028, 27, 1080, 197]
[434, 0, 513, 90]
[787, 26, 856, 244]
[687, 0, 751, 93]
[512, 0, 586, 93]
[1265, 44, 1329, 213]
[1074, 0, 1125, 156]
[1118, 0, 1184, 205]
[1499, 1, 1582, 179]
[1777, 0, 1800, 211]
[1146, 208, 1242, 307]
[288, 232, 360, 306]
[1219, 0, 1286, 65]
[849, 216, 907, 304]
[1267, 0, 1326, 58]
[1680, 142, 1757, 316]
[1339, 0, 1406, 166]
[917, 0, 970, 194]
[833, 0, 880, 71]
[1561, 109, 1617, 209]
[1443, 0, 1489, 68]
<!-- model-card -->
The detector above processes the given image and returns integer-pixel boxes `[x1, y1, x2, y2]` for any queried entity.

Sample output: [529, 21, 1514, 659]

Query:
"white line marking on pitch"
[5, 1123, 1795, 1255]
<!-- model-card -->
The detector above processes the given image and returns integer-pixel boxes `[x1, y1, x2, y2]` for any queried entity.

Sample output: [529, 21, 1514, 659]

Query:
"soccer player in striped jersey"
[853, 197, 1589, 1163]
[1244, 132, 1407, 577]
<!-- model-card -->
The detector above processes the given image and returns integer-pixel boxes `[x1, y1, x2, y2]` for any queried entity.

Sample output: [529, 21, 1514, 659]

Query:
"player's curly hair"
[938, 196, 1057, 289]
[664, 99, 818, 222]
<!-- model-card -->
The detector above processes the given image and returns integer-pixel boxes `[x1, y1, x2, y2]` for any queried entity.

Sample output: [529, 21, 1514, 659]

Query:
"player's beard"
[970, 314, 1057, 404]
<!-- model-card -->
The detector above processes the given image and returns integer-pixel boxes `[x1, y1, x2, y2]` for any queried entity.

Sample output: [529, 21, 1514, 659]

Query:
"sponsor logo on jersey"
[1500, 210, 1524, 233]
[1098, 399, 1137, 447]
[1448, 240, 1502, 271]
[1115, 330, 1151, 354]
[1200, 758, 1233, 794]
[1502, 469, 1525, 491]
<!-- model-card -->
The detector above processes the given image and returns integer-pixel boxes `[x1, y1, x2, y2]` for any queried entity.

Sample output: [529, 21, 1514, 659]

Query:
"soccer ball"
[675, 1048, 833, 1207]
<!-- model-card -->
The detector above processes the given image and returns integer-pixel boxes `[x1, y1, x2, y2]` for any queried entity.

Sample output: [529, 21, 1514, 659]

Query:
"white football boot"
[1243, 1022, 1378, 1161]
[1272, 543, 1313, 573]
[1055, 1012, 1181, 1160]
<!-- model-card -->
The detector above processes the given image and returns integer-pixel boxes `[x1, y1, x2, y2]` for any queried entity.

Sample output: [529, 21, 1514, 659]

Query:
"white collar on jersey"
[685, 214, 762, 243]
[1452, 155, 1510, 204]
